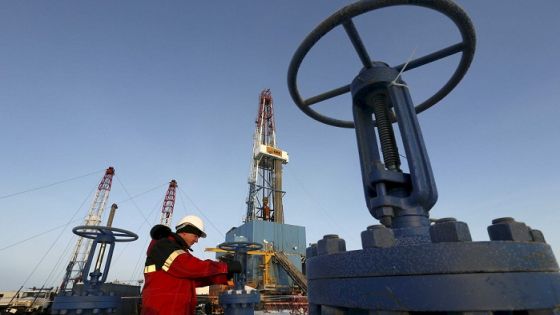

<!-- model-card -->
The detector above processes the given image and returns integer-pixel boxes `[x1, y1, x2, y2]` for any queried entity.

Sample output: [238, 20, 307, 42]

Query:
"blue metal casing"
[225, 220, 306, 290]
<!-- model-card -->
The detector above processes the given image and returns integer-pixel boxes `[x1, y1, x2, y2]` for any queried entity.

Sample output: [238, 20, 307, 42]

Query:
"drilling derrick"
[160, 180, 178, 227]
[59, 167, 115, 293]
[246, 89, 289, 223]
[213, 90, 305, 300]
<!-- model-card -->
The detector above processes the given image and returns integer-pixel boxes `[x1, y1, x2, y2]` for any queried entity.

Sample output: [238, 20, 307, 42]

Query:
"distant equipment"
[2, 287, 55, 314]
[160, 180, 178, 227]
[218, 241, 263, 315]
[246, 89, 289, 223]
[52, 203, 139, 314]
[213, 90, 305, 307]
[288, 0, 560, 313]
[59, 167, 115, 293]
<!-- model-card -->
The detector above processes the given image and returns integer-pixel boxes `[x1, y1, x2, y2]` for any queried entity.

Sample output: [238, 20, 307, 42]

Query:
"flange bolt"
[488, 217, 532, 242]
[317, 234, 346, 255]
[361, 225, 395, 248]
[430, 217, 472, 243]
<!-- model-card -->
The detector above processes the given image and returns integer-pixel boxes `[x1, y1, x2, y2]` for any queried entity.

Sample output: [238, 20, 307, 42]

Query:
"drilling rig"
[59, 167, 115, 293]
[246, 89, 289, 224]
[213, 90, 306, 310]
[160, 180, 178, 227]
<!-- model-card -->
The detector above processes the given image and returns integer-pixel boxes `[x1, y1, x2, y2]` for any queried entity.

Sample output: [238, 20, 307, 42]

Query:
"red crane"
[160, 180, 178, 227]
[59, 167, 115, 293]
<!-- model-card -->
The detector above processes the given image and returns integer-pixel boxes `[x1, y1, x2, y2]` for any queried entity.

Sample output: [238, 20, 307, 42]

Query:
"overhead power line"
[0, 219, 81, 252]
[0, 168, 104, 200]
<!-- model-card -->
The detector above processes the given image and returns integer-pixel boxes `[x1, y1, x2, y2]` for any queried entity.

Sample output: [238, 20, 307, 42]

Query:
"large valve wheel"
[72, 225, 138, 242]
[219, 241, 263, 253]
[287, 0, 476, 128]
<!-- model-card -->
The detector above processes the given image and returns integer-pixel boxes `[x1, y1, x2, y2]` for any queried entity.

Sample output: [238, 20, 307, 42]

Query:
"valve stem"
[371, 93, 401, 171]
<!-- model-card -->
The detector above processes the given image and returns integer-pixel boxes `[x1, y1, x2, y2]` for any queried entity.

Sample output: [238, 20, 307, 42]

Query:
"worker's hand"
[226, 260, 242, 274]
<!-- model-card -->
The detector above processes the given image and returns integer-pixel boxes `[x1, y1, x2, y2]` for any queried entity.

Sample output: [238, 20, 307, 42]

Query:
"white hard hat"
[175, 215, 206, 238]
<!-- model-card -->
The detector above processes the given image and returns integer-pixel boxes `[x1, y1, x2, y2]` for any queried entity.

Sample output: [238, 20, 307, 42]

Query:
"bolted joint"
[429, 217, 472, 243]
[487, 217, 532, 242]
[317, 234, 346, 255]
[373, 206, 395, 227]
[361, 225, 395, 248]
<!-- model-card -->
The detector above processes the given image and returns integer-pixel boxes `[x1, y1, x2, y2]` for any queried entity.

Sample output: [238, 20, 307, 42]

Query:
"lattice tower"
[160, 180, 178, 227]
[59, 167, 115, 293]
[245, 89, 289, 223]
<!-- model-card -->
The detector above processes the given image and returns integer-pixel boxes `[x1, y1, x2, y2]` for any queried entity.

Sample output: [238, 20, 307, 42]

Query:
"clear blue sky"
[1, 1, 559, 290]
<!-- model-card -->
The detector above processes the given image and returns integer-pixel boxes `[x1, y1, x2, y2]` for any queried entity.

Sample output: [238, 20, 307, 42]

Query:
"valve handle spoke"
[394, 42, 465, 72]
[343, 19, 373, 69]
[304, 84, 351, 107]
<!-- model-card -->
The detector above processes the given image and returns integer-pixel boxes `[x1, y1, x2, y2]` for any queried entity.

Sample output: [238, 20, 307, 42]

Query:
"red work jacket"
[141, 225, 228, 315]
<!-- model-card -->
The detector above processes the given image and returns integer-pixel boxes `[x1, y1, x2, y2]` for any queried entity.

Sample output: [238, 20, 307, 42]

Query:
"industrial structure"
[51, 167, 140, 314]
[52, 203, 140, 314]
[287, 0, 560, 314]
[59, 167, 115, 293]
[218, 241, 263, 315]
[160, 180, 178, 227]
[213, 90, 306, 310]
[245, 89, 289, 224]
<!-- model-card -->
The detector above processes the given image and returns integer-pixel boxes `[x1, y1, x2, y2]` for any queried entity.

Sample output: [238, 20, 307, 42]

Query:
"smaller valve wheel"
[72, 225, 138, 242]
[219, 241, 263, 253]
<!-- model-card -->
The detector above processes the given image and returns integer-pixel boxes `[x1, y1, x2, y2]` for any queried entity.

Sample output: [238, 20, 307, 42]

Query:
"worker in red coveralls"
[141, 215, 241, 315]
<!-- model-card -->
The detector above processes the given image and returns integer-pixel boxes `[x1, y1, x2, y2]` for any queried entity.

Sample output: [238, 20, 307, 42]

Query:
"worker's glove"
[219, 254, 234, 264]
[226, 260, 242, 279]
